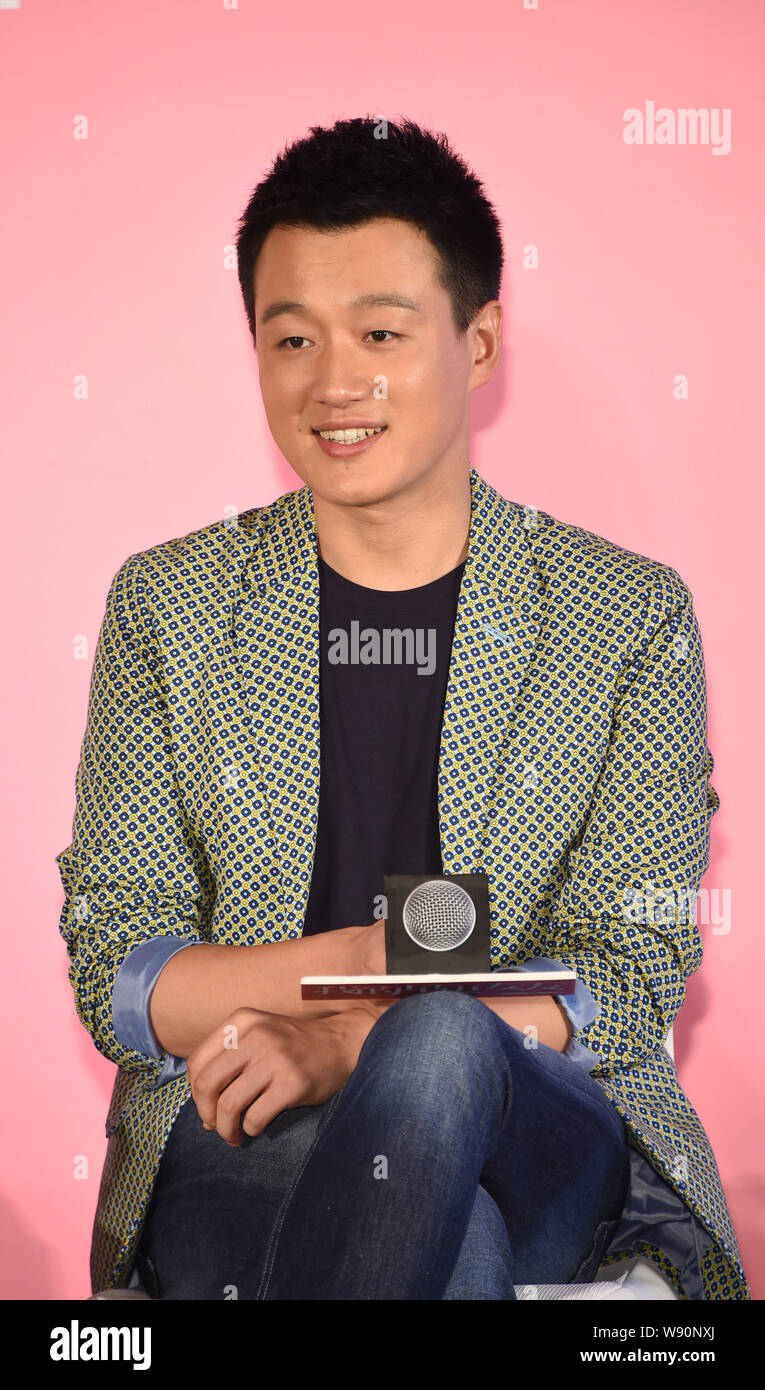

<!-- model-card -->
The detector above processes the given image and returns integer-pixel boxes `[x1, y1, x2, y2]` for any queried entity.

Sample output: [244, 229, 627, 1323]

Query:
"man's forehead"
[254, 219, 440, 298]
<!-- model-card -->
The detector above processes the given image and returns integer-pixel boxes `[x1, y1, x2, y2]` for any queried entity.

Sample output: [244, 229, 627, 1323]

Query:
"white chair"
[514, 1255, 681, 1300]
[664, 1022, 675, 1062]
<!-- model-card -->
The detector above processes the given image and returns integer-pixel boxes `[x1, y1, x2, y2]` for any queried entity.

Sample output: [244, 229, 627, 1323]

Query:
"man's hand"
[186, 1004, 387, 1146]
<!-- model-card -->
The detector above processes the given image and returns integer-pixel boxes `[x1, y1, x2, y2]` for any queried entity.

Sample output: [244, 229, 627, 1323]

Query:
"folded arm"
[534, 565, 718, 1076]
[56, 553, 370, 1080]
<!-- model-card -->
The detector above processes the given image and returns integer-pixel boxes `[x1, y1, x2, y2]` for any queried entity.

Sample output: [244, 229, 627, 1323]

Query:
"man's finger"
[241, 1081, 298, 1140]
[190, 1020, 275, 1124]
[191, 1049, 252, 1129]
[208, 1064, 276, 1146]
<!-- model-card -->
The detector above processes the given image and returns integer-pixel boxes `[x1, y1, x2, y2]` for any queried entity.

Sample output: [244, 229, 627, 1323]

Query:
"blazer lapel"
[439, 468, 546, 872]
[228, 484, 322, 938]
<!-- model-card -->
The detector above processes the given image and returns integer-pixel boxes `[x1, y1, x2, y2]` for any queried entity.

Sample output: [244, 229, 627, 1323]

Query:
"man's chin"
[298, 460, 405, 510]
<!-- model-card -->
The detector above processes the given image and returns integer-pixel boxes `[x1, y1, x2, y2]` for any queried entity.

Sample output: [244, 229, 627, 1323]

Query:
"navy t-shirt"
[301, 554, 466, 935]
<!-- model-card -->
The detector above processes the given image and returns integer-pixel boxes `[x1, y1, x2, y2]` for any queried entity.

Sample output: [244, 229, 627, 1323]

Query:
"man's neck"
[313, 464, 472, 591]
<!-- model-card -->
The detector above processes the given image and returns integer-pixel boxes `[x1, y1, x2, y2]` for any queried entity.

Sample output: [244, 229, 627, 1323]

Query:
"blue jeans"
[135, 991, 629, 1300]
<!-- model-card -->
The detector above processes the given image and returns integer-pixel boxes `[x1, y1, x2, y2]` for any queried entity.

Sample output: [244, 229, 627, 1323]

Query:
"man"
[57, 116, 749, 1300]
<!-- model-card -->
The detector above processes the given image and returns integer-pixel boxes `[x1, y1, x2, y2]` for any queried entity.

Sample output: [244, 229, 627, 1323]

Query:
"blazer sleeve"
[539, 564, 719, 1078]
[55, 552, 214, 1075]
[514, 955, 603, 1073]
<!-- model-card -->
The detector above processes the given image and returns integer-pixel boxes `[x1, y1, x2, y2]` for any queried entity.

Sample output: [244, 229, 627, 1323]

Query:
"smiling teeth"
[318, 427, 384, 443]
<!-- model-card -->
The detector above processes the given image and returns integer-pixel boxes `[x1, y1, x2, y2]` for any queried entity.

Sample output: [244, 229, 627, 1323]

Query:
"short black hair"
[235, 115, 504, 347]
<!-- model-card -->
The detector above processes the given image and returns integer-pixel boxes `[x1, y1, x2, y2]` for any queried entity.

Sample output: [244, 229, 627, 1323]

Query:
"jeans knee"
[351, 991, 512, 1137]
[387, 986, 496, 1028]
[367, 988, 506, 1073]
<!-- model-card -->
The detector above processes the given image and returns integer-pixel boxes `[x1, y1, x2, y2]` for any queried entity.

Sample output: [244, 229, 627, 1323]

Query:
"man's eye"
[276, 330, 400, 349]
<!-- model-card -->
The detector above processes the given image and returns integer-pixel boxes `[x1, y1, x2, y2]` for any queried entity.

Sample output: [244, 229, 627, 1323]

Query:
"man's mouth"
[313, 426, 386, 444]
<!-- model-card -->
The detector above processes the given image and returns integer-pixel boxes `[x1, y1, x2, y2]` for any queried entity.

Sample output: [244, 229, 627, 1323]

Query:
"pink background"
[1, 0, 762, 1299]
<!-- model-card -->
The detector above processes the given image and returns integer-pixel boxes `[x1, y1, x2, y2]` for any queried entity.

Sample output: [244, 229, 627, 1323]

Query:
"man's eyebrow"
[259, 292, 423, 326]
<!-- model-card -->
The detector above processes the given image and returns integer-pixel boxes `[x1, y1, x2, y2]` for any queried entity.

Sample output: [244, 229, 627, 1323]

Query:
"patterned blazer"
[56, 466, 749, 1299]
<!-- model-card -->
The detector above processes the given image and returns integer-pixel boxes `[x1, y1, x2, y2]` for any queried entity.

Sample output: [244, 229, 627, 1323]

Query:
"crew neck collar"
[317, 552, 466, 604]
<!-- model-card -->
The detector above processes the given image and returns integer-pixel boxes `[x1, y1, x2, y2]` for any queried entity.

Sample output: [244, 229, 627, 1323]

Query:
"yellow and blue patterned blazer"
[56, 466, 749, 1299]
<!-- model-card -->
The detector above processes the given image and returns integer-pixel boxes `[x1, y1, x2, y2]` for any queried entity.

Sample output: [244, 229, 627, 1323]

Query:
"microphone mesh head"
[402, 880, 476, 952]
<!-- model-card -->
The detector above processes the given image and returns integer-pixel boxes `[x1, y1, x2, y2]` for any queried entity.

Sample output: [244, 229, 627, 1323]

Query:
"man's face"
[253, 217, 498, 510]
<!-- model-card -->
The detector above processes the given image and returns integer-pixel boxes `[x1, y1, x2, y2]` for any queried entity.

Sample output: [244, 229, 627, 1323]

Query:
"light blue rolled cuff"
[112, 937, 206, 1086]
[513, 955, 603, 1074]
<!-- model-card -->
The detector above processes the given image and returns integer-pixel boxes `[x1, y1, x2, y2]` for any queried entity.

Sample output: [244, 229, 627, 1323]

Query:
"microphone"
[384, 873, 492, 975]
[299, 871, 577, 999]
